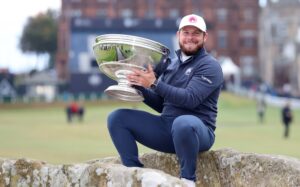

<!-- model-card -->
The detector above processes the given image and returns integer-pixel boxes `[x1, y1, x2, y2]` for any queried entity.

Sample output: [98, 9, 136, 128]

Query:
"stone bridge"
[1, 148, 300, 186]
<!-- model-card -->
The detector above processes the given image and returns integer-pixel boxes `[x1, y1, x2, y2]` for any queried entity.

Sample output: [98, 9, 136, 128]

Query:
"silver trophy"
[93, 34, 170, 102]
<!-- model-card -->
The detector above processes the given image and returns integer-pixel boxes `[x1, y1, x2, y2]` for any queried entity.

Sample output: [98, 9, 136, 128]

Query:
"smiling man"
[107, 14, 224, 187]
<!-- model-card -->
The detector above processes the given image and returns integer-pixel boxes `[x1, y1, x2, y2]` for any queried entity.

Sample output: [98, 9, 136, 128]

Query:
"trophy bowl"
[93, 34, 170, 102]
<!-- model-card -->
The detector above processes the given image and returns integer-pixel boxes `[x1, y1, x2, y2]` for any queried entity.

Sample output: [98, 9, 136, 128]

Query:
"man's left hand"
[127, 64, 156, 88]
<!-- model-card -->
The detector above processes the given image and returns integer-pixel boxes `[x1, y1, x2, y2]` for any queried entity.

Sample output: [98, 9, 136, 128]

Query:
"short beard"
[179, 43, 204, 56]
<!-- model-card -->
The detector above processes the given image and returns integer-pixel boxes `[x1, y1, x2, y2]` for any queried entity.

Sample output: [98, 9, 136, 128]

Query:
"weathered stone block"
[1, 148, 300, 187]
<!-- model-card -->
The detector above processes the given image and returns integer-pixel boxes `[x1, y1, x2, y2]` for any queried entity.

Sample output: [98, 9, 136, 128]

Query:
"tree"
[20, 9, 58, 70]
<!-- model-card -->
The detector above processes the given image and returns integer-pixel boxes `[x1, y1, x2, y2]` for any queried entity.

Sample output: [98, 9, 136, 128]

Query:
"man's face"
[177, 26, 207, 56]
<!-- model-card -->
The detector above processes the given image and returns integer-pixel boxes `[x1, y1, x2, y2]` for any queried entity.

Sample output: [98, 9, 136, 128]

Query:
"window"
[240, 30, 256, 48]
[68, 9, 82, 17]
[241, 38, 255, 48]
[169, 9, 179, 18]
[74, 18, 92, 27]
[121, 9, 133, 18]
[216, 8, 227, 22]
[271, 21, 288, 42]
[243, 9, 254, 22]
[240, 56, 255, 77]
[217, 30, 227, 48]
[97, 9, 107, 17]
[145, 0, 155, 18]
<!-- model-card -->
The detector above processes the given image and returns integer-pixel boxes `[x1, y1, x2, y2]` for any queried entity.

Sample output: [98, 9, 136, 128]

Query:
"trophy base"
[105, 85, 144, 102]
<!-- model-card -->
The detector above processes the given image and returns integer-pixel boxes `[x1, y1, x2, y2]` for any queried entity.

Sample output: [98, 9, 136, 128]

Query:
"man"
[66, 101, 85, 123]
[256, 96, 266, 123]
[282, 102, 293, 138]
[107, 14, 223, 186]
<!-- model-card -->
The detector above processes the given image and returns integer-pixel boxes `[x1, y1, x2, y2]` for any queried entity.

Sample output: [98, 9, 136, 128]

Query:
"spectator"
[256, 96, 266, 123]
[281, 102, 293, 138]
[66, 101, 85, 123]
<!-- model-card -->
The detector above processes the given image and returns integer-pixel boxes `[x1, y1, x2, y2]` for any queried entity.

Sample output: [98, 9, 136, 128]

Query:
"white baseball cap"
[179, 14, 207, 32]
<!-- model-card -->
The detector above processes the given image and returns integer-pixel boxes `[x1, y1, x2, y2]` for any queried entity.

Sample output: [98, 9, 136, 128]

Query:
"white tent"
[219, 56, 240, 89]
[219, 56, 240, 76]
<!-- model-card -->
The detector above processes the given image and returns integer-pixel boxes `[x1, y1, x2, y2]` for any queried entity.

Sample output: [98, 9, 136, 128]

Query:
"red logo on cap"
[188, 16, 197, 23]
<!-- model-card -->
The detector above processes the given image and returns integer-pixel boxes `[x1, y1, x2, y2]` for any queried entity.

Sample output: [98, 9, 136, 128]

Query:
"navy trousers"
[107, 109, 215, 181]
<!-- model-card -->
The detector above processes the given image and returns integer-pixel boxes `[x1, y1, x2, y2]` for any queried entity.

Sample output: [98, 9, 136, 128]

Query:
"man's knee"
[173, 115, 198, 127]
[172, 115, 197, 136]
[107, 109, 132, 129]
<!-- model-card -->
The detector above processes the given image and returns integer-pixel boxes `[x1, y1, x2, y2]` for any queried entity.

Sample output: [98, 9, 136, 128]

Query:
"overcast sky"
[0, 0, 61, 73]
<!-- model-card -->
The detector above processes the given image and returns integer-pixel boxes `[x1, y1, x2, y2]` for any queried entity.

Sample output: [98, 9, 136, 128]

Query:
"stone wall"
[1, 148, 300, 187]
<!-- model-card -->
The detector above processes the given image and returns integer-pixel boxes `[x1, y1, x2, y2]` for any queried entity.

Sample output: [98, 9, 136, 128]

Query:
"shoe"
[181, 178, 195, 187]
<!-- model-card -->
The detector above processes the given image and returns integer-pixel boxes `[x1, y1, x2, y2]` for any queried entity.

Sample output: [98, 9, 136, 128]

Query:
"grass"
[0, 92, 299, 164]
[214, 93, 300, 158]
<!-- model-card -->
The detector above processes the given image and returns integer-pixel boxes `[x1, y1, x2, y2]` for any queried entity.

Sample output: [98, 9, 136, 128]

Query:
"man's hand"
[127, 64, 156, 88]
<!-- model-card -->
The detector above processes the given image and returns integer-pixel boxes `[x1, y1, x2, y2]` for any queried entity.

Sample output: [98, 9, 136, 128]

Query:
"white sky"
[0, 0, 61, 74]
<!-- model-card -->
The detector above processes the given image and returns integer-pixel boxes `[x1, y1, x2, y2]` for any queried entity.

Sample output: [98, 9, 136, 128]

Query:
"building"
[56, 0, 259, 87]
[259, 0, 300, 96]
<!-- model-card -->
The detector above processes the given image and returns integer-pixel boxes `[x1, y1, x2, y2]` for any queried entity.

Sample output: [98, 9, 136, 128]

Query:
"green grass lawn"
[0, 92, 299, 164]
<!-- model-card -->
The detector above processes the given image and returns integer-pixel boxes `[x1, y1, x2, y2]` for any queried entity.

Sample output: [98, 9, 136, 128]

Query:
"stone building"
[259, 0, 300, 96]
[56, 0, 259, 87]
